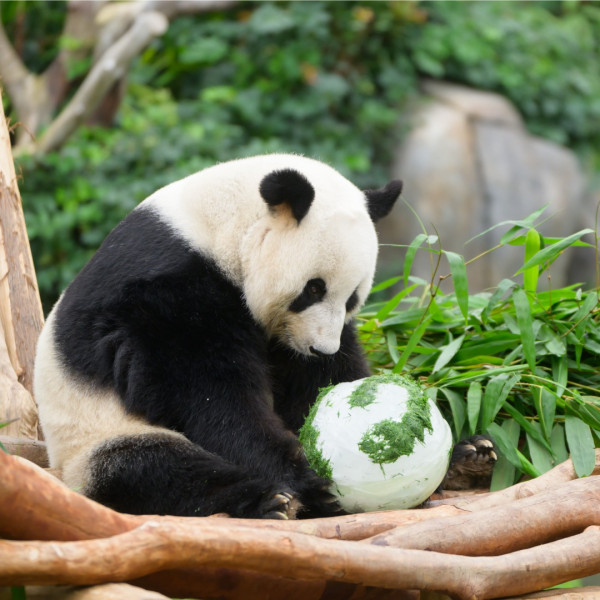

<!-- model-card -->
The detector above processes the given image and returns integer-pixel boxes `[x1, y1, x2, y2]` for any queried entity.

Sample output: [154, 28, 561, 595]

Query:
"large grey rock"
[381, 81, 590, 291]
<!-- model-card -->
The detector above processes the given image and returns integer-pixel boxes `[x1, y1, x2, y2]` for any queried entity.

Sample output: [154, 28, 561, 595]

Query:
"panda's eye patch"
[346, 290, 359, 313]
[289, 278, 326, 313]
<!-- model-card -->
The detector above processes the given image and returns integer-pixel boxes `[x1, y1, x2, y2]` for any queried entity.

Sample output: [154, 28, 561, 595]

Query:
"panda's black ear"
[260, 169, 315, 224]
[364, 180, 403, 222]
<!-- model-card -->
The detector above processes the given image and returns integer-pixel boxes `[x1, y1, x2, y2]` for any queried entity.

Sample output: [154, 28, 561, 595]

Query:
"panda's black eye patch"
[346, 290, 359, 313]
[289, 278, 326, 313]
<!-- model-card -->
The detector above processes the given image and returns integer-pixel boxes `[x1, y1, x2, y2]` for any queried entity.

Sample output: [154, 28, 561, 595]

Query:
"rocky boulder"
[380, 81, 592, 292]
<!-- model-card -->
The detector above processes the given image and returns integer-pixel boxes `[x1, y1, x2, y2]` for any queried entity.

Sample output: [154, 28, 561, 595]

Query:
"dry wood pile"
[3, 450, 600, 599]
[2, 90, 600, 600]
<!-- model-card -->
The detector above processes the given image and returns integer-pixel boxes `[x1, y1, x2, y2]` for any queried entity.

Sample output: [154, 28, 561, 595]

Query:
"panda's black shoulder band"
[260, 169, 315, 224]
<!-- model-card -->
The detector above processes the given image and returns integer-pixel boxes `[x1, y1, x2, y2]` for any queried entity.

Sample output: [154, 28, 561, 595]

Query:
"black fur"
[54, 207, 364, 518]
[259, 169, 315, 223]
[364, 180, 403, 222]
[289, 278, 326, 313]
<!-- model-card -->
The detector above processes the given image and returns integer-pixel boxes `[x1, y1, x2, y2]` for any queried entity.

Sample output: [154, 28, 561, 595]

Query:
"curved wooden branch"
[366, 475, 600, 555]
[28, 11, 168, 155]
[0, 91, 45, 405]
[4, 452, 600, 598]
[0, 19, 36, 117]
[2, 520, 600, 599]
[431, 448, 600, 511]
[0, 451, 461, 542]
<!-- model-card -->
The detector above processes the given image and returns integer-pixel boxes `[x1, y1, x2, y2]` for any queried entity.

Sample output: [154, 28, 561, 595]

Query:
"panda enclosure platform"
[3, 103, 600, 600]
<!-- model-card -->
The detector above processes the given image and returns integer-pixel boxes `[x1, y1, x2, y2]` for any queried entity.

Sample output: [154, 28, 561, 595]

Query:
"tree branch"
[366, 475, 600, 555]
[3, 519, 600, 599]
[0, 17, 31, 102]
[23, 11, 167, 156]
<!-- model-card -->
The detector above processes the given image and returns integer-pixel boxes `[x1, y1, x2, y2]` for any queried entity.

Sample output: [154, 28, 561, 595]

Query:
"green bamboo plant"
[359, 206, 599, 490]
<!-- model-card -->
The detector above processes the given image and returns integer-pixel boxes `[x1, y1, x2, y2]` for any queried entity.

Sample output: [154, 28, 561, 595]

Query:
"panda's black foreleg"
[84, 433, 303, 519]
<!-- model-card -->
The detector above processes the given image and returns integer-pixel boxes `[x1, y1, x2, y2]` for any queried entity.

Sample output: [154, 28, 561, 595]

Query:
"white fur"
[144, 154, 379, 355]
[34, 310, 185, 486]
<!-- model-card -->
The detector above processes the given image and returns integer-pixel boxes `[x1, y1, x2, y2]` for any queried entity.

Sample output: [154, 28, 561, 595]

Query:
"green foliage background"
[4, 1, 600, 308]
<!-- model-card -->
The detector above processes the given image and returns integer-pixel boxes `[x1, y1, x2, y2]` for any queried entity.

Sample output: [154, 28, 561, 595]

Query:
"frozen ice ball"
[299, 374, 453, 512]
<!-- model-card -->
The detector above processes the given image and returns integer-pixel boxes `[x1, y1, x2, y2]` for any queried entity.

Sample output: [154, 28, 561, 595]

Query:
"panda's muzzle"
[309, 346, 335, 358]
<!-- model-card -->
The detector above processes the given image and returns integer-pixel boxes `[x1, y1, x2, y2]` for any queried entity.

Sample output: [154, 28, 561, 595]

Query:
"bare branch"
[3, 519, 600, 599]
[146, 1, 238, 19]
[23, 11, 168, 156]
[0, 17, 30, 99]
[366, 475, 600, 555]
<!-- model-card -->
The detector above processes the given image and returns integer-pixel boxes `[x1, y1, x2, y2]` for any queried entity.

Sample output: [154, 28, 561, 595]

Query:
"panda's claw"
[259, 489, 301, 520]
[442, 434, 497, 491]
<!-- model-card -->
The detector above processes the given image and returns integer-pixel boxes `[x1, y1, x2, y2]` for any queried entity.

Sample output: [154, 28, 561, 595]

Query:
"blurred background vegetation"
[2, 0, 600, 309]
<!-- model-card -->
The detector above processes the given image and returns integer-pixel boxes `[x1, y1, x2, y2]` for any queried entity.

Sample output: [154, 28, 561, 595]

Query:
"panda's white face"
[144, 154, 401, 358]
[240, 168, 379, 357]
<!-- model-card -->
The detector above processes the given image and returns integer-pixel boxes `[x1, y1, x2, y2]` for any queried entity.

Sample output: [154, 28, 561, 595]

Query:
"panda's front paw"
[260, 490, 302, 520]
[442, 434, 497, 491]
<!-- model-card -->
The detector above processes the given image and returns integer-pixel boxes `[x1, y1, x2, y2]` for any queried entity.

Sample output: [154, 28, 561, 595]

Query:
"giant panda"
[34, 154, 493, 520]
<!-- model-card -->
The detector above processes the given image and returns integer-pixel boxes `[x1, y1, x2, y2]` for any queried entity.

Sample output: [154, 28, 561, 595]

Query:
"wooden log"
[3, 520, 600, 599]
[0, 450, 417, 599]
[501, 588, 600, 599]
[0, 316, 39, 439]
[0, 583, 171, 600]
[430, 448, 600, 511]
[366, 475, 600, 555]
[0, 450, 462, 542]
[0, 89, 45, 396]
[0, 435, 48, 467]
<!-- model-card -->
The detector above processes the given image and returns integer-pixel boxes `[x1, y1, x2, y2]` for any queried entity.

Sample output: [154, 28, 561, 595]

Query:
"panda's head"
[241, 166, 402, 357]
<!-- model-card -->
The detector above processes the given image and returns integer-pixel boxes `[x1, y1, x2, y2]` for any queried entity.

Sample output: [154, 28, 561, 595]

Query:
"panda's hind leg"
[84, 433, 300, 519]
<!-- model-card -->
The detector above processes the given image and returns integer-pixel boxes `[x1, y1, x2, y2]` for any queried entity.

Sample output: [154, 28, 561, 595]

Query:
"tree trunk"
[0, 88, 44, 438]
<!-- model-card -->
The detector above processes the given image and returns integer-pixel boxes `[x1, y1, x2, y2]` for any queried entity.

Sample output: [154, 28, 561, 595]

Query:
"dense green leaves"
[7, 1, 600, 310]
[360, 210, 599, 488]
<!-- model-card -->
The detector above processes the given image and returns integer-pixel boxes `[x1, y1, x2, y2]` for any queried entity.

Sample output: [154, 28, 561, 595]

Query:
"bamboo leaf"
[466, 381, 482, 436]
[440, 387, 466, 439]
[523, 228, 541, 295]
[515, 229, 594, 275]
[466, 205, 548, 245]
[552, 355, 568, 398]
[513, 288, 536, 372]
[482, 279, 516, 323]
[550, 423, 569, 464]
[392, 314, 433, 373]
[489, 419, 520, 491]
[444, 251, 469, 321]
[565, 415, 596, 477]
[487, 422, 522, 472]
[370, 276, 402, 294]
[385, 329, 399, 364]
[574, 291, 599, 341]
[480, 373, 521, 432]
[516, 448, 542, 478]
[533, 386, 556, 441]
[503, 402, 552, 453]
[403, 234, 437, 286]
[433, 334, 465, 374]
[375, 284, 418, 321]
[526, 423, 554, 474]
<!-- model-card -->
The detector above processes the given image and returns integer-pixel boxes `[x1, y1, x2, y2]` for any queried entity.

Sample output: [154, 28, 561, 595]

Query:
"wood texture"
[0, 435, 49, 467]
[0, 89, 44, 439]
[2, 450, 600, 599]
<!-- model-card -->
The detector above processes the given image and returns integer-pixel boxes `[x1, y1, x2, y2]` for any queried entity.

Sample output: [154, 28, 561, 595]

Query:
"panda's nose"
[310, 346, 334, 358]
